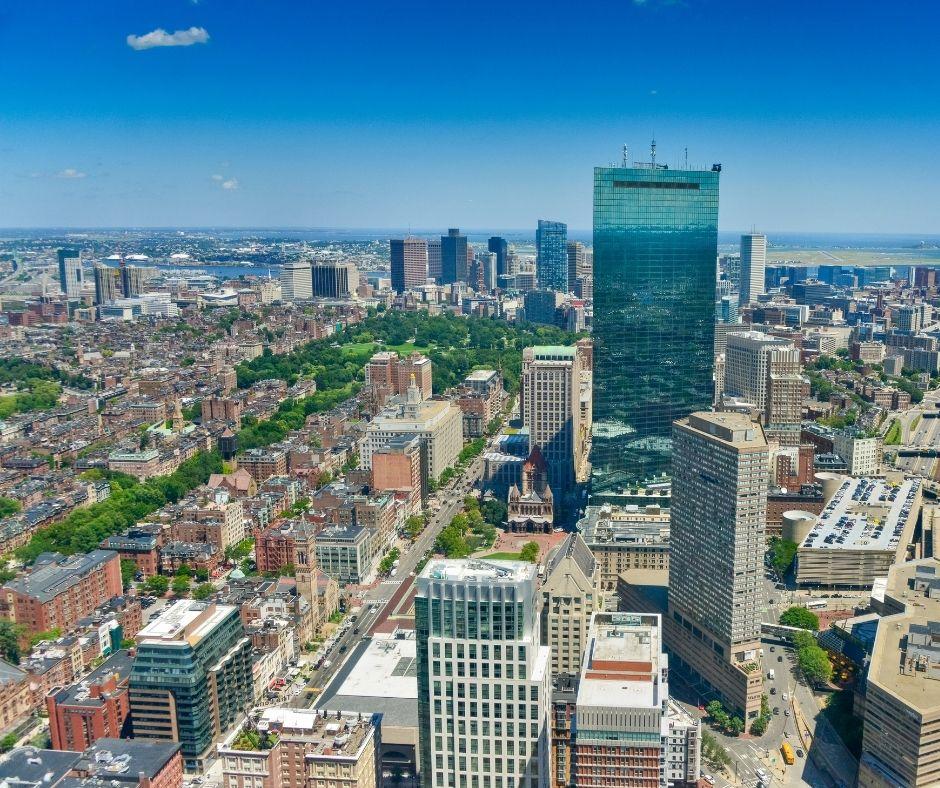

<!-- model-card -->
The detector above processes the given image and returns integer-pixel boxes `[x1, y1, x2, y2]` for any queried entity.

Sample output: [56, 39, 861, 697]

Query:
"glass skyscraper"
[590, 164, 719, 495]
[535, 219, 568, 292]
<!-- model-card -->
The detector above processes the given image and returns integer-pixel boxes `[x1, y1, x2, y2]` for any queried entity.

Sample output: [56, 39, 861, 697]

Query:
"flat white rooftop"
[137, 600, 233, 643]
[333, 635, 418, 700]
[421, 558, 536, 584]
[801, 477, 921, 552]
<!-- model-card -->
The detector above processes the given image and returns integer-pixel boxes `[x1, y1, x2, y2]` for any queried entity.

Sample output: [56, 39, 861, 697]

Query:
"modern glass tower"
[590, 163, 719, 494]
[535, 220, 568, 292]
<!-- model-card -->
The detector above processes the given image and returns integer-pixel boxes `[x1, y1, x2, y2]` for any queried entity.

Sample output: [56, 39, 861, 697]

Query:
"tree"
[171, 575, 191, 597]
[767, 538, 798, 576]
[749, 716, 768, 736]
[705, 700, 724, 720]
[143, 574, 169, 596]
[519, 542, 539, 563]
[406, 515, 425, 539]
[192, 583, 215, 601]
[194, 568, 209, 582]
[0, 622, 22, 664]
[796, 638, 833, 686]
[0, 733, 17, 753]
[176, 563, 192, 578]
[780, 606, 820, 631]
[120, 559, 137, 589]
[0, 498, 21, 518]
[481, 499, 507, 528]
[729, 716, 745, 736]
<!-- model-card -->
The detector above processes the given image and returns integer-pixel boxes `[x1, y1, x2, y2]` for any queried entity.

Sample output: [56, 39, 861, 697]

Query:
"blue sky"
[1, 0, 938, 232]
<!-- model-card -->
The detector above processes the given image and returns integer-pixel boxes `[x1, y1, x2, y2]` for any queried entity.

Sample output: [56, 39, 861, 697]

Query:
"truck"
[767, 669, 775, 680]
[390, 568, 398, 577]
[781, 742, 795, 765]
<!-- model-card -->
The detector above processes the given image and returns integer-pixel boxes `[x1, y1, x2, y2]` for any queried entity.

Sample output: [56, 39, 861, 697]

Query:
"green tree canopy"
[780, 606, 820, 631]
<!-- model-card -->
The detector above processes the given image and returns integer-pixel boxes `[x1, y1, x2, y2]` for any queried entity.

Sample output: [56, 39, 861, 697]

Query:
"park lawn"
[481, 551, 523, 560]
[340, 342, 378, 357]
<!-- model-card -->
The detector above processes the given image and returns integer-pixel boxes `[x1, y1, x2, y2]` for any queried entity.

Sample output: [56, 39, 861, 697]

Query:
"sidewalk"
[791, 682, 858, 787]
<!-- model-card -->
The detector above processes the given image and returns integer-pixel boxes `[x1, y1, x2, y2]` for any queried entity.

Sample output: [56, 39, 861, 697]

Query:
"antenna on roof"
[621, 144, 629, 168]
[684, 147, 688, 169]
[650, 138, 657, 166]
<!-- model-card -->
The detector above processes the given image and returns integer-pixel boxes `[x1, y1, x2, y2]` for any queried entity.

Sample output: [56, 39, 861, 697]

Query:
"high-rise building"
[129, 600, 253, 769]
[477, 251, 497, 292]
[390, 237, 428, 293]
[440, 228, 468, 285]
[540, 533, 597, 675]
[428, 238, 443, 283]
[280, 259, 313, 302]
[738, 233, 767, 307]
[488, 236, 509, 280]
[57, 248, 83, 299]
[724, 330, 802, 446]
[591, 163, 719, 494]
[718, 294, 738, 324]
[859, 558, 940, 788]
[523, 289, 562, 326]
[415, 559, 551, 788]
[312, 260, 358, 298]
[521, 346, 582, 499]
[120, 264, 148, 298]
[573, 612, 701, 788]
[536, 220, 568, 292]
[667, 412, 767, 719]
[93, 264, 122, 305]
[566, 242, 585, 294]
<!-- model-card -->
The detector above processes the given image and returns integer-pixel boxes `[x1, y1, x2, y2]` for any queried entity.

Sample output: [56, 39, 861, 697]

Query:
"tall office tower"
[858, 558, 940, 788]
[536, 220, 568, 292]
[540, 533, 597, 675]
[573, 612, 701, 788]
[724, 330, 802, 446]
[415, 559, 551, 788]
[739, 233, 767, 307]
[488, 236, 509, 280]
[93, 264, 121, 305]
[521, 346, 582, 499]
[57, 248, 83, 298]
[390, 237, 428, 293]
[565, 242, 585, 294]
[312, 259, 359, 298]
[129, 600, 253, 770]
[718, 294, 739, 324]
[668, 412, 768, 719]
[280, 259, 313, 302]
[440, 228, 468, 284]
[121, 264, 148, 297]
[477, 251, 497, 292]
[591, 161, 719, 494]
[428, 238, 443, 283]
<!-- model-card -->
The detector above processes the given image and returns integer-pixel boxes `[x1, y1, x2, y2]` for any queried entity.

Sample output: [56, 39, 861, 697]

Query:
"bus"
[806, 600, 828, 610]
[781, 742, 795, 765]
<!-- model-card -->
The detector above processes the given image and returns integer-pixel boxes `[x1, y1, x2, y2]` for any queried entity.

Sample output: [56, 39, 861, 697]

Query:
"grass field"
[481, 551, 523, 561]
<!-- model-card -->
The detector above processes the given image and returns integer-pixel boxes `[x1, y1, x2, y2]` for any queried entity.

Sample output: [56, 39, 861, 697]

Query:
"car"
[796, 749, 804, 758]
[773, 707, 779, 715]
[784, 709, 790, 717]
[778, 655, 784, 662]
[339, 645, 347, 653]
[702, 776, 714, 785]
[783, 692, 789, 701]
[769, 687, 776, 695]
[769, 646, 775, 652]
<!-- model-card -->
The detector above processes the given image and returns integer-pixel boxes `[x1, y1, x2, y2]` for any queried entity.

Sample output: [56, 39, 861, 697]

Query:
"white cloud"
[221, 178, 239, 190]
[211, 174, 224, 181]
[127, 26, 209, 51]
[57, 168, 87, 179]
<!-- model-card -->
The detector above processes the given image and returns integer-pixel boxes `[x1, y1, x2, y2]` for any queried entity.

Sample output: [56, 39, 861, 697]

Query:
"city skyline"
[2, 1, 939, 231]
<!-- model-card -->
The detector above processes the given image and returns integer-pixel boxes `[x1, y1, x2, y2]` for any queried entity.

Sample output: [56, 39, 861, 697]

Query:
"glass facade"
[535, 220, 568, 292]
[590, 165, 719, 494]
[441, 228, 468, 284]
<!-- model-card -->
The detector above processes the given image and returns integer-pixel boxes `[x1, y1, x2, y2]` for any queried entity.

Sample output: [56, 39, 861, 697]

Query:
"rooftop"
[420, 558, 537, 584]
[682, 411, 768, 448]
[251, 708, 377, 760]
[137, 600, 234, 644]
[578, 504, 669, 546]
[800, 477, 921, 553]
[578, 612, 664, 712]
[51, 649, 133, 707]
[0, 747, 80, 787]
[70, 738, 181, 782]
[4, 550, 117, 603]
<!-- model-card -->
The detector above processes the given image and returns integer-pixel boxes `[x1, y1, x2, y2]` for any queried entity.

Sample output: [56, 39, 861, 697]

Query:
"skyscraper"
[93, 264, 121, 305]
[565, 241, 585, 295]
[121, 264, 148, 298]
[521, 346, 582, 498]
[488, 236, 508, 280]
[57, 248, 83, 299]
[312, 259, 358, 298]
[440, 228, 468, 284]
[428, 238, 443, 283]
[535, 220, 568, 292]
[573, 612, 701, 788]
[129, 600, 253, 769]
[540, 533, 597, 675]
[667, 411, 767, 719]
[739, 233, 767, 306]
[416, 559, 551, 788]
[280, 259, 313, 302]
[590, 162, 719, 494]
[390, 237, 428, 293]
[724, 330, 802, 446]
